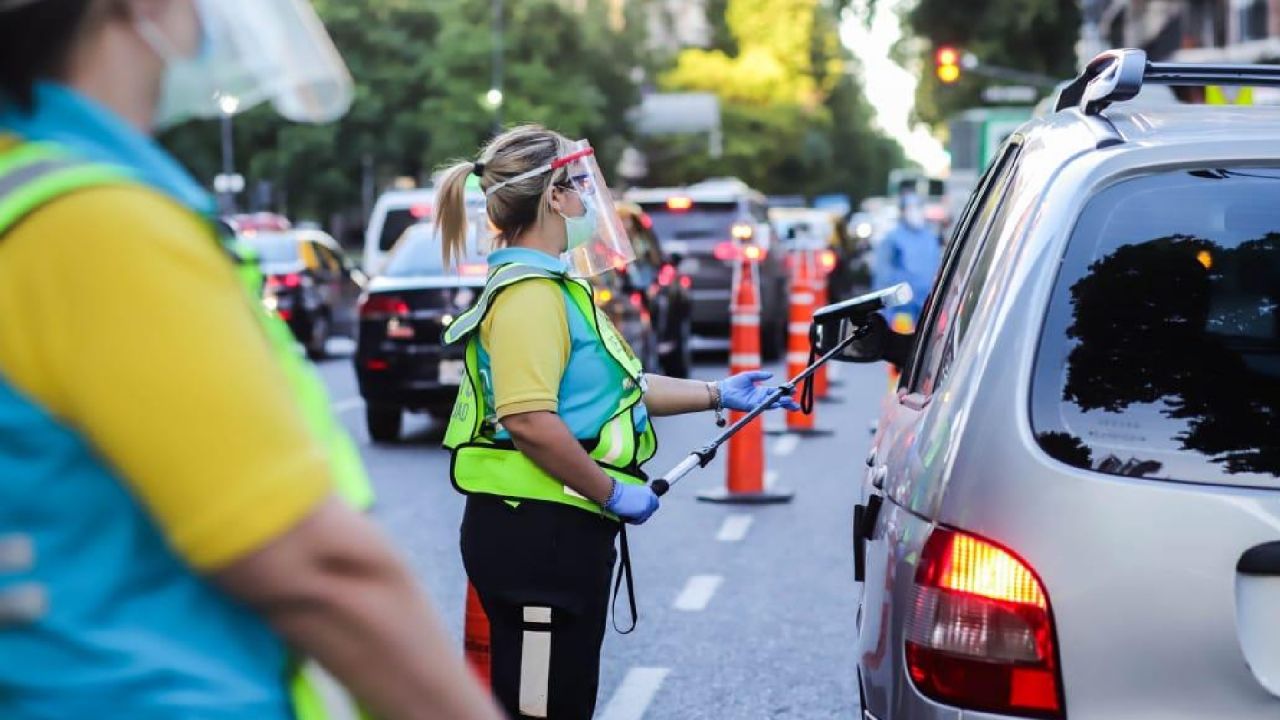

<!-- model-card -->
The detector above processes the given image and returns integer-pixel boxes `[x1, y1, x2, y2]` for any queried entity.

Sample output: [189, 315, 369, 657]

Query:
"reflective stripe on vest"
[443, 264, 658, 515]
[0, 142, 362, 720]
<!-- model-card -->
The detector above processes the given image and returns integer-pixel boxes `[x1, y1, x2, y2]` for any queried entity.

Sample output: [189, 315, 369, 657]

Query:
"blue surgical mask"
[561, 195, 598, 252]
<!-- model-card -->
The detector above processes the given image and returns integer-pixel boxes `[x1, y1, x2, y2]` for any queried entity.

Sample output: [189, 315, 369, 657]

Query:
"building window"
[1231, 0, 1269, 42]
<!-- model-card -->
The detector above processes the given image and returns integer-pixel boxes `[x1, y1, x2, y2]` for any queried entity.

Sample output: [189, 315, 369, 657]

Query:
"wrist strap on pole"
[611, 524, 639, 634]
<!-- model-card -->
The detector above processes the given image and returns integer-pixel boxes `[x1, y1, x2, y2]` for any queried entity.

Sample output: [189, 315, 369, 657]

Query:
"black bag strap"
[611, 523, 639, 634]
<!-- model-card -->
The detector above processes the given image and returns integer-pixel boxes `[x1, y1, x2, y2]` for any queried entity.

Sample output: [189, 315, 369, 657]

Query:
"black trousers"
[461, 495, 620, 719]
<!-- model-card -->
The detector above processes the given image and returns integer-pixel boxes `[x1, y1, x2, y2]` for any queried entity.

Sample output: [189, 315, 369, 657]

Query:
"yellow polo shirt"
[481, 278, 572, 419]
[0, 178, 332, 570]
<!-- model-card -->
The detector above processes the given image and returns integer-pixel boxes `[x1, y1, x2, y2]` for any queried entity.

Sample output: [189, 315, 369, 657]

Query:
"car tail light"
[629, 292, 644, 308]
[458, 262, 488, 277]
[819, 249, 837, 273]
[366, 358, 389, 371]
[638, 212, 654, 229]
[657, 263, 677, 287]
[713, 241, 767, 263]
[666, 196, 693, 211]
[276, 308, 292, 322]
[905, 527, 1063, 718]
[266, 272, 302, 290]
[731, 222, 754, 240]
[410, 202, 432, 219]
[359, 294, 410, 320]
[679, 275, 692, 289]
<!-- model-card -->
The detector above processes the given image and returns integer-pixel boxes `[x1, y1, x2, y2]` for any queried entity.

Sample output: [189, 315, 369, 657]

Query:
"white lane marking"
[597, 667, 670, 720]
[772, 433, 799, 457]
[716, 515, 753, 542]
[673, 575, 723, 612]
[766, 470, 778, 489]
[331, 397, 363, 415]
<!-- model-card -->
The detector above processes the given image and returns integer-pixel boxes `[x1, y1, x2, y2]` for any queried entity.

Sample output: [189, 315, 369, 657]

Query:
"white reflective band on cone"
[787, 352, 811, 364]
[790, 293, 815, 304]
[730, 353, 761, 367]
[731, 314, 760, 326]
[788, 322, 809, 334]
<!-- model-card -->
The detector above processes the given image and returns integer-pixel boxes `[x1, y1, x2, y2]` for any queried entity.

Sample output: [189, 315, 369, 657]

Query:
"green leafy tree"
[647, 0, 902, 201]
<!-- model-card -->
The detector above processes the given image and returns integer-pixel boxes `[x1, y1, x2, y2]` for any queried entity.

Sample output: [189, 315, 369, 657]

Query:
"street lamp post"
[217, 94, 240, 214]
[491, 0, 504, 133]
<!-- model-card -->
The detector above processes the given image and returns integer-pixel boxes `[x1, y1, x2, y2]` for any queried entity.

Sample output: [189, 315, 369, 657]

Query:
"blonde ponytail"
[434, 160, 476, 269]
[435, 125, 576, 268]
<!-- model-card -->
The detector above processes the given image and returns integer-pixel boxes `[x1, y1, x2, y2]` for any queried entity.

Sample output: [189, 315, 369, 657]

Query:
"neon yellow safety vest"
[442, 263, 657, 516]
[0, 141, 370, 720]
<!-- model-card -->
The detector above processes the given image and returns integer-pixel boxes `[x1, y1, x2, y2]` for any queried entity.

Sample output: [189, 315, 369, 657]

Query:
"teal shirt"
[0, 86, 293, 718]
[479, 248, 650, 441]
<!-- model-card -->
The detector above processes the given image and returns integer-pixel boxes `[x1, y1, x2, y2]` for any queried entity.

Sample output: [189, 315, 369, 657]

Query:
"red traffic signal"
[935, 45, 961, 84]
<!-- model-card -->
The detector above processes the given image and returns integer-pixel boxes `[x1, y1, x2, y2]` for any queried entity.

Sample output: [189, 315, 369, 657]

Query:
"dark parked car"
[616, 201, 694, 378]
[626, 179, 790, 360]
[244, 229, 365, 359]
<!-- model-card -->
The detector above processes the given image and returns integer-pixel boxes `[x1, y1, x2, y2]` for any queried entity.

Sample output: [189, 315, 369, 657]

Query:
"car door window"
[906, 143, 1021, 398]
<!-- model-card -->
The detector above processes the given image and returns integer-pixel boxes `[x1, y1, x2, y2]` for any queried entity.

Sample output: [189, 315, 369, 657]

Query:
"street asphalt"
[315, 344, 885, 719]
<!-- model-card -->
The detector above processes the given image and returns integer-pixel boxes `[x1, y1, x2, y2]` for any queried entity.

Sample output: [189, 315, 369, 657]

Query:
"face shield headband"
[481, 146, 595, 197]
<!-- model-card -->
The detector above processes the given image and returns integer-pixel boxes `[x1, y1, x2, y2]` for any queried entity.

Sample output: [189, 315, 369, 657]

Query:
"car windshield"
[639, 201, 737, 244]
[378, 206, 431, 252]
[242, 232, 299, 264]
[1032, 168, 1280, 487]
[383, 224, 487, 277]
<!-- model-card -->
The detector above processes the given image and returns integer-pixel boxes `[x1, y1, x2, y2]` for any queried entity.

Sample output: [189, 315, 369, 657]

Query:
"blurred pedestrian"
[435, 124, 799, 718]
[873, 191, 942, 334]
[0, 1, 500, 718]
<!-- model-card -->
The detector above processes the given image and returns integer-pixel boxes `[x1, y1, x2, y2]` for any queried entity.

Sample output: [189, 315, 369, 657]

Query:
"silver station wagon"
[842, 50, 1280, 719]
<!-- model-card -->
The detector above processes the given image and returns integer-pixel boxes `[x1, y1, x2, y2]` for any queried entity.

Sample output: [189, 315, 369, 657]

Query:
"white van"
[364, 187, 488, 275]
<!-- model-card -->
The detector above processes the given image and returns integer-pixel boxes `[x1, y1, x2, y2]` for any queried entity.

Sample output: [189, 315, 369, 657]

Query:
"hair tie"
[472, 161, 485, 177]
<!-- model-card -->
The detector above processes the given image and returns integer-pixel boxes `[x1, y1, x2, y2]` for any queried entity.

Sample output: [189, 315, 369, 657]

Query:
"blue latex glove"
[604, 480, 660, 524]
[718, 370, 802, 412]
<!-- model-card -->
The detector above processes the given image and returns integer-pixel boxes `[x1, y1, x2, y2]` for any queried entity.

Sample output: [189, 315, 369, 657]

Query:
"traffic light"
[935, 45, 961, 84]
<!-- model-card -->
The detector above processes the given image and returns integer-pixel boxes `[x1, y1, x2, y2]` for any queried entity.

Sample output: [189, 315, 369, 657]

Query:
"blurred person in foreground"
[0, 1, 500, 718]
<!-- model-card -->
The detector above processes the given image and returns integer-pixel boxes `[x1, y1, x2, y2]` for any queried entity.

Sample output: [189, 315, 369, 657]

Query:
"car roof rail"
[1056, 47, 1280, 115]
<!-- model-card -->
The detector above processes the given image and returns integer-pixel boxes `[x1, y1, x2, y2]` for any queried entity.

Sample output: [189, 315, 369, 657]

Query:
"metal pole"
[492, 0, 504, 133]
[220, 111, 236, 214]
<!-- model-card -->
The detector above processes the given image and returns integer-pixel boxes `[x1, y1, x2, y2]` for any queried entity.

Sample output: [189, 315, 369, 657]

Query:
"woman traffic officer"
[436, 124, 799, 719]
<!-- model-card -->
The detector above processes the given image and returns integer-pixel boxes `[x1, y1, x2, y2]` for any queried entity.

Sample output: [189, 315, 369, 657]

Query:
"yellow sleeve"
[480, 279, 571, 418]
[0, 187, 332, 571]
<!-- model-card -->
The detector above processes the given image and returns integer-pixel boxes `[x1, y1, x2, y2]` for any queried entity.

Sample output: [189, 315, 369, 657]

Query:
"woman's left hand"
[718, 371, 802, 412]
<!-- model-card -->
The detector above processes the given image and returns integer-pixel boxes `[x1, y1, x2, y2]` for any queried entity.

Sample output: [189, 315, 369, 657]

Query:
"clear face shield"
[485, 140, 634, 278]
[151, 0, 354, 128]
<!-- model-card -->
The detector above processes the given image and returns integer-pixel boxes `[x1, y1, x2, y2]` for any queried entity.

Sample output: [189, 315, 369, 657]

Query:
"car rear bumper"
[355, 342, 464, 413]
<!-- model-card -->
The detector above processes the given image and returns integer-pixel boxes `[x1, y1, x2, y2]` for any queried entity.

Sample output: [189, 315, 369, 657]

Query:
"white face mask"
[559, 192, 599, 253]
[902, 205, 927, 229]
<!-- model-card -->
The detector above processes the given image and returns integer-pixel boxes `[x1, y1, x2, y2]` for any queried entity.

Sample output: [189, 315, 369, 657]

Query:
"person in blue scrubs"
[873, 191, 943, 333]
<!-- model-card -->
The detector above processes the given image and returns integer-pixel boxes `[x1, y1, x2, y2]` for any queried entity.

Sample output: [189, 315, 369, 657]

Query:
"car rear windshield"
[1032, 168, 1280, 487]
[639, 201, 737, 245]
[382, 225, 486, 277]
[243, 232, 298, 264]
[379, 208, 427, 252]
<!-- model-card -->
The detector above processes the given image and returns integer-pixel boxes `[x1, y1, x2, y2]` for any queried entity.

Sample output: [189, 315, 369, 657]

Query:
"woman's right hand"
[604, 481, 660, 524]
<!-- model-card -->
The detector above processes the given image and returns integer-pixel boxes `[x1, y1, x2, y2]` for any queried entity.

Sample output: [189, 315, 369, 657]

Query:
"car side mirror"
[811, 284, 913, 364]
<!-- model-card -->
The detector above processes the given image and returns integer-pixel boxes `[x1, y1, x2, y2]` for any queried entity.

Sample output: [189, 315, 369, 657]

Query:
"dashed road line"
[597, 667, 670, 720]
[331, 397, 363, 415]
[716, 514, 753, 542]
[772, 433, 800, 457]
[673, 575, 723, 612]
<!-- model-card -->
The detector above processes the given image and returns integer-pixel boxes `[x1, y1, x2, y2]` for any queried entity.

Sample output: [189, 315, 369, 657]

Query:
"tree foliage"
[903, 0, 1080, 126]
[650, 0, 902, 200]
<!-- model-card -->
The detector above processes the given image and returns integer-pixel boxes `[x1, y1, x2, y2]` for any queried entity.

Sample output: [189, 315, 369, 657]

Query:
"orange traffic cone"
[698, 255, 793, 505]
[463, 582, 491, 687]
[785, 251, 818, 433]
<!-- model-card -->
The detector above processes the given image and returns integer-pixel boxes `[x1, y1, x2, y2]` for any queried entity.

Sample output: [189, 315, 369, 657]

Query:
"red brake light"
[458, 262, 488, 277]
[713, 242, 766, 263]
[629, 292, 644, 308]
[276, 308, 292, 322]
[410, 202, 432, 219]
[366, 358, 389, 371]
[679, 275, 692, 289]
[657, 263, 677, 287]
[359, 295, 410, 319]
[267, 272, 302, 289]
[666, 196, 693, 211]
[638, 212, 654, 229]
[713, 241, 738, 261]
[906, 528, 1062, 717]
